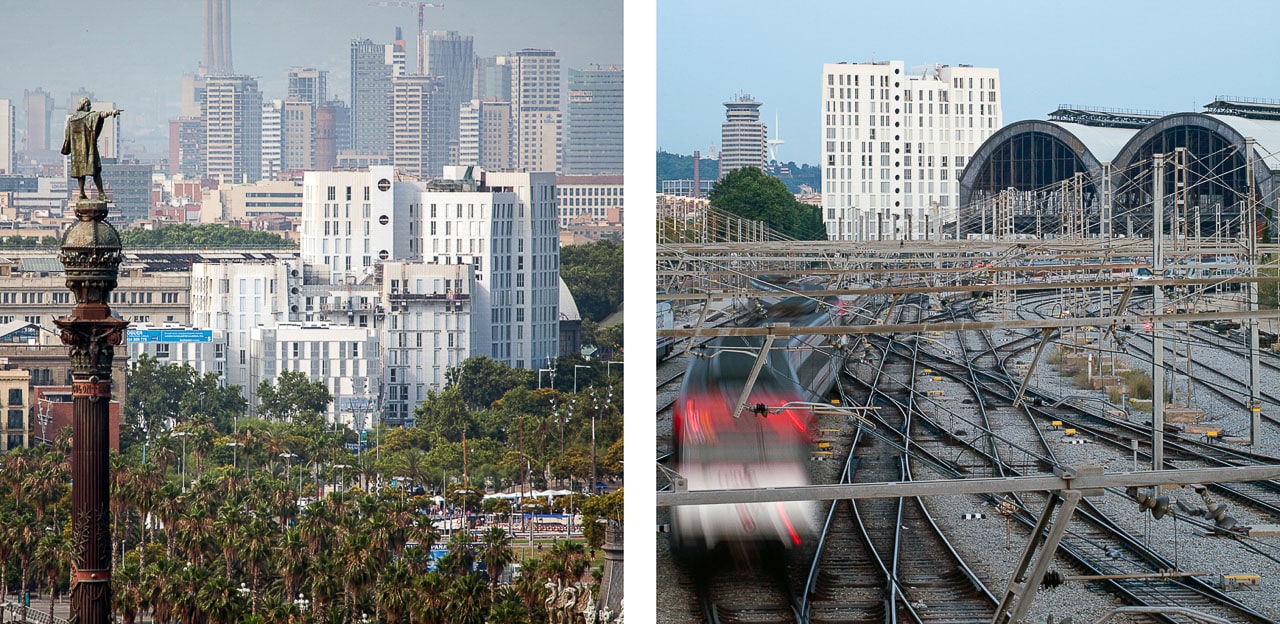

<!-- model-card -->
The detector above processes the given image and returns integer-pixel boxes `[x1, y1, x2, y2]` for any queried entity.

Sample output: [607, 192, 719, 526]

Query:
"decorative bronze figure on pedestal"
[55, 100, 127, 624]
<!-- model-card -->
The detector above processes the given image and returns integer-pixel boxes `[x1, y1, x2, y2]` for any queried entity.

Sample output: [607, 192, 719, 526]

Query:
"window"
[7, 389, 22, 406]
[327, 186, 336, 201]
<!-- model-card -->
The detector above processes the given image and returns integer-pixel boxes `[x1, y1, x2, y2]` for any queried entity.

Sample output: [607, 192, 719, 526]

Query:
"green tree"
[708, 166, 825, 240]
[258, 370, 333, 426]
[119, 223, 296, 249]
[559, 240, 624, 322]
[580, 488, 623, 550]
[445, 356, 533, 409]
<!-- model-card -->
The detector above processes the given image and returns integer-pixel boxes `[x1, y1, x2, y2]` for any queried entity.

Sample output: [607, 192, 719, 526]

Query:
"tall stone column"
[54, 198, 128, 624]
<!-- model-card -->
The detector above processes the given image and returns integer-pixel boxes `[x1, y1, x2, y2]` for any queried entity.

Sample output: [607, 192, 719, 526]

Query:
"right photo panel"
[655, 2, 1280, 622]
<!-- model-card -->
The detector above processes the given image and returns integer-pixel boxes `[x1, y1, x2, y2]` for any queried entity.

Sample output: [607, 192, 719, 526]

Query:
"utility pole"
[1246, 138, 1262, 444]
[1151, 153, 1165, 476]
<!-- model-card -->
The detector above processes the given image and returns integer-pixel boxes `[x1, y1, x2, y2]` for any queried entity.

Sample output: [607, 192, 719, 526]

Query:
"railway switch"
[1219, 574, 1260, 590]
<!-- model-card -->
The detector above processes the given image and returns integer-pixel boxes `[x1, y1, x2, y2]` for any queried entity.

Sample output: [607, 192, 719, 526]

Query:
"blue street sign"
[126, 329, 214, 343]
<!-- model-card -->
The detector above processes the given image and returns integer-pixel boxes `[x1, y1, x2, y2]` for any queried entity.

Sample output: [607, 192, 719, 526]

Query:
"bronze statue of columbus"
[60, 97, 122, 200]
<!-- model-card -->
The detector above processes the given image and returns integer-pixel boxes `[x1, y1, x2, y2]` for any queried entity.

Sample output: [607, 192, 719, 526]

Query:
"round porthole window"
[378, 215, 389, 225]
[379, 250, 390, 260]
[377, 178, 391, 192]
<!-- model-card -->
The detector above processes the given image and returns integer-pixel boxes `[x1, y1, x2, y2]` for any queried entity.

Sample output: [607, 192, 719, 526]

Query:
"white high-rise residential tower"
[820, 61, 1000, 241]
[0, 99, 13, 174]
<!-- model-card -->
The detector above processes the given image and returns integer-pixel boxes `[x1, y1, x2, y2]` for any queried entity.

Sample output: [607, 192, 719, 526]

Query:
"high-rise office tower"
[0, 100, 13, 174]
[287, 67, 327, 106]
[282, 98, 315, 173]
[820, 61, 1001, 240]
[459, 99, 514, 171]
[424, 31, 474, 163]
[350, 37, 406, 156]
[392, 75, 448, 179]
[565, 66, 624, 175]
[474, 56, 512, 102]
[719, 94, 767, 178]
[201, 0, 234, 76]
[23, 88, 53, 154]
[204, 75, 262, 184]
[91, 101, 122, 161]
[508, 49, 561, 173]
[261, 99, 282, 180]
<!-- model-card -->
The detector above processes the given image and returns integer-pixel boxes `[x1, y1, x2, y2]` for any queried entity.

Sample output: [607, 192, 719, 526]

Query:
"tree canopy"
[257, 370, 333, 427]
[559, 239, 624, 322]
[0, 235, 59, 250]
[124, 354, 247, 447]
[119, 224, 297, 249]
[708, 166, 826, 240]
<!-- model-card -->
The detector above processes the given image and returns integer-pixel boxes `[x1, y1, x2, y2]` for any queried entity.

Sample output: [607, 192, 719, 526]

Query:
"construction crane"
[367, 1, 445, 74]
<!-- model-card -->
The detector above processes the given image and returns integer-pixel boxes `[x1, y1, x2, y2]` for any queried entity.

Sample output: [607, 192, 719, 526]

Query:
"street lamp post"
[226, 441, 241, 470]
[606, 360, 623, 378]
[280, 452, 297, 493]
[173, 431, 190, 492]
[573, 365, 590, 394]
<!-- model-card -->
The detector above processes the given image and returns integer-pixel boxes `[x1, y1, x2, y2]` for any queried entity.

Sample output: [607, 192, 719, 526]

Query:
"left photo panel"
[0, 1, 627, 623]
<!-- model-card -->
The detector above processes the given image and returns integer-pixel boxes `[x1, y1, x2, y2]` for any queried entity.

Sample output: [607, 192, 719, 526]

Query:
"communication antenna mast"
[767, 112, 784, 164]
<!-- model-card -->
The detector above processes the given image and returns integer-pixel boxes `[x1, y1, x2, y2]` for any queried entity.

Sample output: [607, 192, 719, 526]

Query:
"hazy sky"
[658, 0, 1280, 165]
[0, 0, 622, 152]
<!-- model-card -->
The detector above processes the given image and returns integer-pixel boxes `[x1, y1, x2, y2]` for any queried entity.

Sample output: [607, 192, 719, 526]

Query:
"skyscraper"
[0, 99, 13, 174]
[282, 99, 315, 174]
[718, 94, 767, 178]
[565, 66, 624, 175]
[23, 88, 53, 154]
[168, 117, 203, 178]
[391, 75, 448, 179]
[201, 0, 234, 76]
[424, 31, 474, 163]
[820, 61, 1001, 240]
[508, 49, 561, 173]
[474, 56, 512, 103]
[459, 99, 513, 171]
[261, 99, 282, 180]
[287, 67, 328, 106]
[204, 75, 262, 184]
[350, 37, 406, 156]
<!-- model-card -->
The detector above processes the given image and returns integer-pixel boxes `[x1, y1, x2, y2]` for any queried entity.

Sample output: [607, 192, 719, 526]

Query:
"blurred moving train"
[669, 295, 849, 557]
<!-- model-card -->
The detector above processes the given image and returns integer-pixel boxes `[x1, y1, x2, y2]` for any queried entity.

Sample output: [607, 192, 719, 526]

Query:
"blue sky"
[0, 0, 622, 152]
[657, 0, 1280, 165]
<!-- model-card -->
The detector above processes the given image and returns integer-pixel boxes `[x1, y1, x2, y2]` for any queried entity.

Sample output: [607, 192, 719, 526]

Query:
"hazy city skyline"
[0, 0, 622, 152]
[658, 0, 1280, 165]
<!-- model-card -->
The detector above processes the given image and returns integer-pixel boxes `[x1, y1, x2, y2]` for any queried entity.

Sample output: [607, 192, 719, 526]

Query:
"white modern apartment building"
[299, 165, 415, 283]
[250, 322, 381, 428]
[380, 261, 472, 424]
[417, 167, 559, 369]
[820, 61, 1001, 240]
[188, 259, 299, 398]
[301, 167, 559, 371]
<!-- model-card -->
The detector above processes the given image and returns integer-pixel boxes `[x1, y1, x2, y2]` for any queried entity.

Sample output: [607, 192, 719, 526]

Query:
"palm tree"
[308, 552, 343, 624]
[478, 526, 515, 591]
[197, 573, 247, 624]
[438, 530, 475, 576]
[0, 509, 19, 603]
[213, 501, 247, 580]
[112, 550, 145, 624]
[374, 559, 414, 624]
[34, 529, 69, 618]
[338, 531, 375, 623]
[277, 528, 309, 601]
[488, 587, 530, 624]
[445, 573, 491, 624]
[413, 571, 451, 624]
[239, 515, 275, 614]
